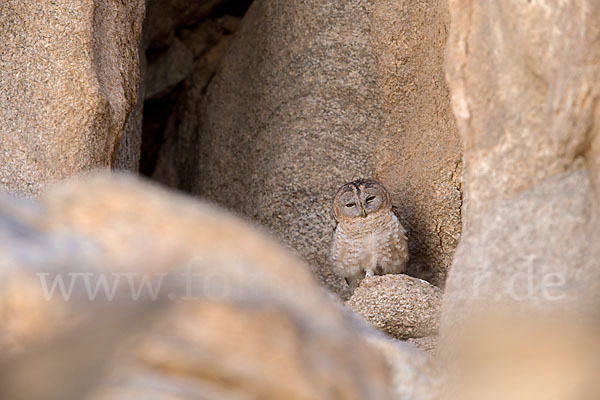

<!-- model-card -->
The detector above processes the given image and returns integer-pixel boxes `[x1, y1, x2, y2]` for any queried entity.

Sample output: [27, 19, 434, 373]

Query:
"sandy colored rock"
[411, 0, 600, 397]
[114, 44, 146, 173]
[441, 2, 600, 395]
[0, 0, 145, 196]
[347, 275, 442, 340]
[442, 0, 600, 328]
[371, 0, 462, 287]
[407, 336, 438, 355]
[160, 0, 382, 296]
[0, 173, 446, 400]
[113, 98, 143, 172]
[443, 170, 594, 321]
[445, 0, 600, 220]
[150, 0, 461, 295]
[366, 335, 441, 400]
[443, 311, 600, 400]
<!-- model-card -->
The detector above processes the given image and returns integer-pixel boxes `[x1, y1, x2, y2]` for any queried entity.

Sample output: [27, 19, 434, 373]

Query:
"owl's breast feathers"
[330, 207, 408, 279]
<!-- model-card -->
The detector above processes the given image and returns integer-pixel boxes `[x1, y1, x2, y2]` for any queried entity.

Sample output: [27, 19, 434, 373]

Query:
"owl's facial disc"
[360, 188, 384, 215]
[338, 190, 362, 218]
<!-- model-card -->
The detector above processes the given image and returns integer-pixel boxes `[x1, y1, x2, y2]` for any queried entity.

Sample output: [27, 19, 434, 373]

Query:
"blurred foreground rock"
[347, 275, 442, 340]
[0, 0, 145, 196]
[443, 310, 600, 400]
[0, 174, 439, 400]
[442, 0, 600, 398]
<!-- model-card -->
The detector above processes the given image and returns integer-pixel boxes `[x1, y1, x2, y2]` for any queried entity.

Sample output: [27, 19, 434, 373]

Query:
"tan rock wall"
[0, 0, 145, 196]
[442, 0, 600, 337]
[174, 0, 463, 295]
[191, 0, 382, 296]
[371, 0, 462, 286]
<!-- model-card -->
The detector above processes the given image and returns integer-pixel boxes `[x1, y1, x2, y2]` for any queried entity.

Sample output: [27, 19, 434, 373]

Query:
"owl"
[330, 179, 408, 290]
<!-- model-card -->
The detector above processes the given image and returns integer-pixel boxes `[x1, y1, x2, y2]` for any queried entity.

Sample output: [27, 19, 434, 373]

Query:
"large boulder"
[446, 1, 600, 219]
[443, 0, 600, 322]
[152, 0, 462, 295]
[0, 174, 439, 400]
[347, 275, 442, 340]
[442, 1, 600, 397]
[181, 0, 382, 295]
[0, 0, 145, 196]
[371, 0, 462, 287]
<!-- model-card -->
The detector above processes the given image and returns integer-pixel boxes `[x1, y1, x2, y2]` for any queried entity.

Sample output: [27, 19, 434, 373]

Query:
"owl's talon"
[365, 270, 374, 278]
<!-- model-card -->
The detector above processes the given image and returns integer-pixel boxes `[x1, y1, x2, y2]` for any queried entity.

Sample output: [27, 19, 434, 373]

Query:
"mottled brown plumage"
[330, 179, 408, 290]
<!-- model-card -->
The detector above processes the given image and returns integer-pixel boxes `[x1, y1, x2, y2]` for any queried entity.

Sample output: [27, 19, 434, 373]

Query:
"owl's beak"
[360, 207, 367, 218]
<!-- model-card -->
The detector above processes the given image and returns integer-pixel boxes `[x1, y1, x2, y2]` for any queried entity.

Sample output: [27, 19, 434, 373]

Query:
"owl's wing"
[392, 205, 408, 239]
[391, 205, 402, 220]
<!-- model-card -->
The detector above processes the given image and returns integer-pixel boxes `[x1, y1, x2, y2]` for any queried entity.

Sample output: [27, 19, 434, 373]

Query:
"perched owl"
[330, 179, 408, 290]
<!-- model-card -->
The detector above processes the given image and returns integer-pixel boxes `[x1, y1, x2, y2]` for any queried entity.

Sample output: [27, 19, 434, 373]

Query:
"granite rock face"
[155, 0, 462, 296]
[0, 0, 145, 196]
[0, 174, 440, 400]
[446, 0, 600, 220]
[347, 275, 442, 340]
[441, 1, 600, 397]
[142, 1, 246, 182]
[371, 0, 462, 287]
[443, 0, 600, 322]
[186, 0, 382, 296]
[114, 42, 146, 173]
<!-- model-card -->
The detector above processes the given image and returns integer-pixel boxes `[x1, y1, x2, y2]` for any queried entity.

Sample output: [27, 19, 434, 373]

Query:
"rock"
[179, 20, 223, 59]
[151, 36, 235, 187]
[150, 0, 461, 296]
[0, 0, 145, 196]
[113, 97, 143, 173]
[441, 1, 600, 396]
[407, 337, 438, 355]
[442, 0, 600, 329]
[445, 0, 600, 220]
[347, 275, 442, 340]
[366, 335, 441, 400]
[114, 44, 147, 173]
[443, 310, 600, 400]
[144, 0, 224, 50]
[142, 3, 242, 181]
[0, 173, 445, 399]
[371, 0, 462, 287]
[145, 39, 194, 99]
[443, 170, 593, 323]
[194, 0, 382, 297]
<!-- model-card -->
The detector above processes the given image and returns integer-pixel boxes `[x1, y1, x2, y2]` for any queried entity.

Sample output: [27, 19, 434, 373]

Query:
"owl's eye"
[365, 195, 376, 204]
[345, 203, 356, 208]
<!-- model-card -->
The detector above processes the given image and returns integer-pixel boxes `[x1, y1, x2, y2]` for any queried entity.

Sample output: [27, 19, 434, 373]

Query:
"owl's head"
[332, 179, 392, 221]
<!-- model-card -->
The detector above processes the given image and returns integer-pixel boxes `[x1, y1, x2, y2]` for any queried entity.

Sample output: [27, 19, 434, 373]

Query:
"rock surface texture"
[185, 0, 382, 296]
[0, 0, 145, 196]
[371, 0, 462, 287]
[442, 1, 600, 398]
[141, 0, 249, 181]
[151, 0, 462, 296]
[347, 275, 442, 340]
[0, 174, 439, 400]
[443, 0, 600, 322]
